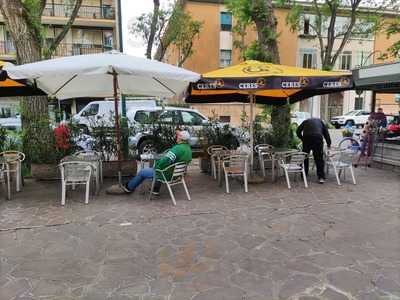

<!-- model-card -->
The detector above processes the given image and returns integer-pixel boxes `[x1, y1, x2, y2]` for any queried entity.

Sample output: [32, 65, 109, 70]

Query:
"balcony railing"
[0, 40, 15, 56]
[52, 43, 113, 57]
[43, 3, 115, 20]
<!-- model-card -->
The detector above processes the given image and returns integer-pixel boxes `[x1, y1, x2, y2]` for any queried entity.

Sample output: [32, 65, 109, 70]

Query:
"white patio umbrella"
[5, 51, 200, 181]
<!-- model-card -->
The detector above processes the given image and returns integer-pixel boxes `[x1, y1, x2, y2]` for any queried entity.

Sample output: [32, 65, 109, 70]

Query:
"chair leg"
[85, 180, 90, 204]
[284, 169, 291, 189]
[211, 157, 216, 179]
[182, 178, 191, 201]
[6, 171, 11, 200]
[271, 158, 275, 182]
[149, 178, 156, 201]
[165, 183, 176, 206]
[349, 166, 356, 185]
[333, 166, 341, 185]
[243, 173, 248, 193]
[61, 182, 66, 206]
[260, 158, 266, 178]
[16, 163, 21, 192]
[302, 169, 308, 188]
[225, 173, 230, 194]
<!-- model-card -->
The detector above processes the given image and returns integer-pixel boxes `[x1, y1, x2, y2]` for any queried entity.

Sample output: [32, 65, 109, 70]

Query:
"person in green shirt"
[118, 130, 192, 194]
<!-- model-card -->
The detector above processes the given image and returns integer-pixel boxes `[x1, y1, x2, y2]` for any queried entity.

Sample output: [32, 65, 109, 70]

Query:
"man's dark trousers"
[302, 135, 325, 179]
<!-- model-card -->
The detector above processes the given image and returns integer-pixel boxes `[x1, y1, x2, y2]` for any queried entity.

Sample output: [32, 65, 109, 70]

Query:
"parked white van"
[72, 99, 157, 128]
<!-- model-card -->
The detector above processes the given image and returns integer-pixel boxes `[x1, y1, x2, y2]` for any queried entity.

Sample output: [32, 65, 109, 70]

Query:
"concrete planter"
[102, 160, 137, 178]
[31, 163, 59, 180]
[31, 160, 138, 180]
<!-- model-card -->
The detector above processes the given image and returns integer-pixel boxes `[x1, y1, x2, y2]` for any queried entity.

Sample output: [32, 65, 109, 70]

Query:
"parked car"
[330, 110, 370, 129]
[127, 106, 209, 154]
[291, 111, 311, 126]
[72, 99, 157, 129]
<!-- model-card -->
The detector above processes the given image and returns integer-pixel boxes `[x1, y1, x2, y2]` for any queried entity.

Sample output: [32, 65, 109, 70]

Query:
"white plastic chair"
[255, 144, 273, 178]
[0, 151, 25, 192]
[150, 162, 191, 206]
[59, 161, 92, 206]
[279, 152, 308, 189]
[222, 154, 248, 194]
[207, 145, 228, 179]
[0, 162, 11, 200]
[73, 150, 102, 194]
[326, 150, 357, 185]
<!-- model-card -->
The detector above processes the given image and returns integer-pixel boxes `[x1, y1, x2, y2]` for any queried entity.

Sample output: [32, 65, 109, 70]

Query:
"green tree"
[227, 0, 291, 147]
[130, 0, 202, 66]
[385, 17, 400, 58]
[283, 0, 390, 71]
[0, 0, 82, 163]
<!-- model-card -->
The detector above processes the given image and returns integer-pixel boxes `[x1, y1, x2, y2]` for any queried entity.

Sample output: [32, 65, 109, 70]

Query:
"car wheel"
[345, 120, 355, 127]
[334, 124, 341, 129]
[138, 139, 156, 155]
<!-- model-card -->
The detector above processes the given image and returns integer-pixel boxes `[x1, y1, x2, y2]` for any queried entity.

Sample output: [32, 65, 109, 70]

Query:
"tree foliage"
[227, 0, 290, 147]
[282, 0, 394, 70]
[130, 0, 202, 66]
[385, 17, 400, 58]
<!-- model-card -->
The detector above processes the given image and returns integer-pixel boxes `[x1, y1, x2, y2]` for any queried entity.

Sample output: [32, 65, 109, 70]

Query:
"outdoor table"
[271, 148, 299, 182]
[139, 153, 163, 170]
[0, 156, 12, 200]
[213, 150, 249, 187]
[62, 154, 102, 194]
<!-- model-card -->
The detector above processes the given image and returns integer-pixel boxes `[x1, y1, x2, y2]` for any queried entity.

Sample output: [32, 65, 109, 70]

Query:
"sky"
[121, 0, 173, 57]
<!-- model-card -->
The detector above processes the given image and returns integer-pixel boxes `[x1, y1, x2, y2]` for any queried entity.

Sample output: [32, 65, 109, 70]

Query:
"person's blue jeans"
[126, 168, 154, 191]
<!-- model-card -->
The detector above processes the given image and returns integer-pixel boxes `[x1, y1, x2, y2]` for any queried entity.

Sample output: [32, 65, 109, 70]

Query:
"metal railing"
[52, 43, 113, 57]
[0, 40, 15, 56]
[43, 3, 115, 20]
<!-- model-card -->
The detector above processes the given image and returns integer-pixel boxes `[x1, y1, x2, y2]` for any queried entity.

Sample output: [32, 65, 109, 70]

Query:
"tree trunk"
[146, 0, 160, 59]
[250, 0, 290, 147]
[0, 0, 51, 163]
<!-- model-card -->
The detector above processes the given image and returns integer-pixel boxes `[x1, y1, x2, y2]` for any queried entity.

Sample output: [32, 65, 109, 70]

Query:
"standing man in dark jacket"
[296, 118, 331, 183]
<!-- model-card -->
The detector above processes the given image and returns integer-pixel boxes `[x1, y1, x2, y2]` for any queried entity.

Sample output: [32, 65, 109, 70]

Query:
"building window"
[220, 49, 232, 68]
[356, 51, 372, 68]
[219, 116, 231, 123]
[301, 15, 316, 36]
[354, 97, 364, 110]
[220, 12, 232, 31]
[299, 49, 316, 68]
[339, 51, 352, 70]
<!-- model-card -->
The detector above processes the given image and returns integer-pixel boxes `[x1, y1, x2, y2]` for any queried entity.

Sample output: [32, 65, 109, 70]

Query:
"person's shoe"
[318, 178, 325, 184]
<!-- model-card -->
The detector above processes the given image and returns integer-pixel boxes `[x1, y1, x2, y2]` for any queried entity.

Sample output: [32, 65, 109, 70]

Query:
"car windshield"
[344, 111, 358, 116]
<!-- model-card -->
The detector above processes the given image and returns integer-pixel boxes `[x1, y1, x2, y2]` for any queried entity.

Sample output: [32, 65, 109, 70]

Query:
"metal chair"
[72, 150, 102, 193]
[150, 162, 191, 206]
[207, 145, 228, 179]
[0, 151, 25, 192]
[279, 152, 308, 189]
[326, 149, 356, 185]
[222, 154, 248, 193]
[59, 161, 92, 206]
[254, 144, 273, 178]
[0, 162, 11, 200]
[297, 142, 316, 171]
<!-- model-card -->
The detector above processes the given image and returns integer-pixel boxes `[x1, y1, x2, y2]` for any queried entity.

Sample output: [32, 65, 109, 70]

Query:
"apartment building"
[0, 0, 117, 118]
[164, 0, 400, 125]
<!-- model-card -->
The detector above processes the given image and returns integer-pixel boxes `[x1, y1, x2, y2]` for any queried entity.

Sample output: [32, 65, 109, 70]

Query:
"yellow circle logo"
[256, 78, 266, 87]
[299, 77, 310, 87]
[242, 64, 283, 75]
[215, 79, 224, 88]
[340, 77, 351, 87]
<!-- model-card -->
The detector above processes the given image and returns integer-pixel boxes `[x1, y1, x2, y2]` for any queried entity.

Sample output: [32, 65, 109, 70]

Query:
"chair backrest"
[59, 161, 92, 181]
[0, 151, 25, 163]
[223, 154, 248, 172]
[207, 145, 228, 155]
[170, 162, 188, 182]
[254, 144, 273, 154]
[338, 138, 360, 154]
[74, 150, 102, 161]
[283, 152, 307, 165]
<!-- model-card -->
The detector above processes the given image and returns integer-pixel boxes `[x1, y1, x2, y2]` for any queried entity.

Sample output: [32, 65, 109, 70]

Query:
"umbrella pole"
[112, 71, 122, 184]
[248, 93, 264, 184]
[249, 94, 254, 169]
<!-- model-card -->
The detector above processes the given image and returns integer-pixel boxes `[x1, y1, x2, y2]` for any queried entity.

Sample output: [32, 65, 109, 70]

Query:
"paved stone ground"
[1, 163, 399, 300]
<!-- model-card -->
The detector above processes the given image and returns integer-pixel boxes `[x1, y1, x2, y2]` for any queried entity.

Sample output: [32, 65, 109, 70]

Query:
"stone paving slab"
[0, 166, 399, 300]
